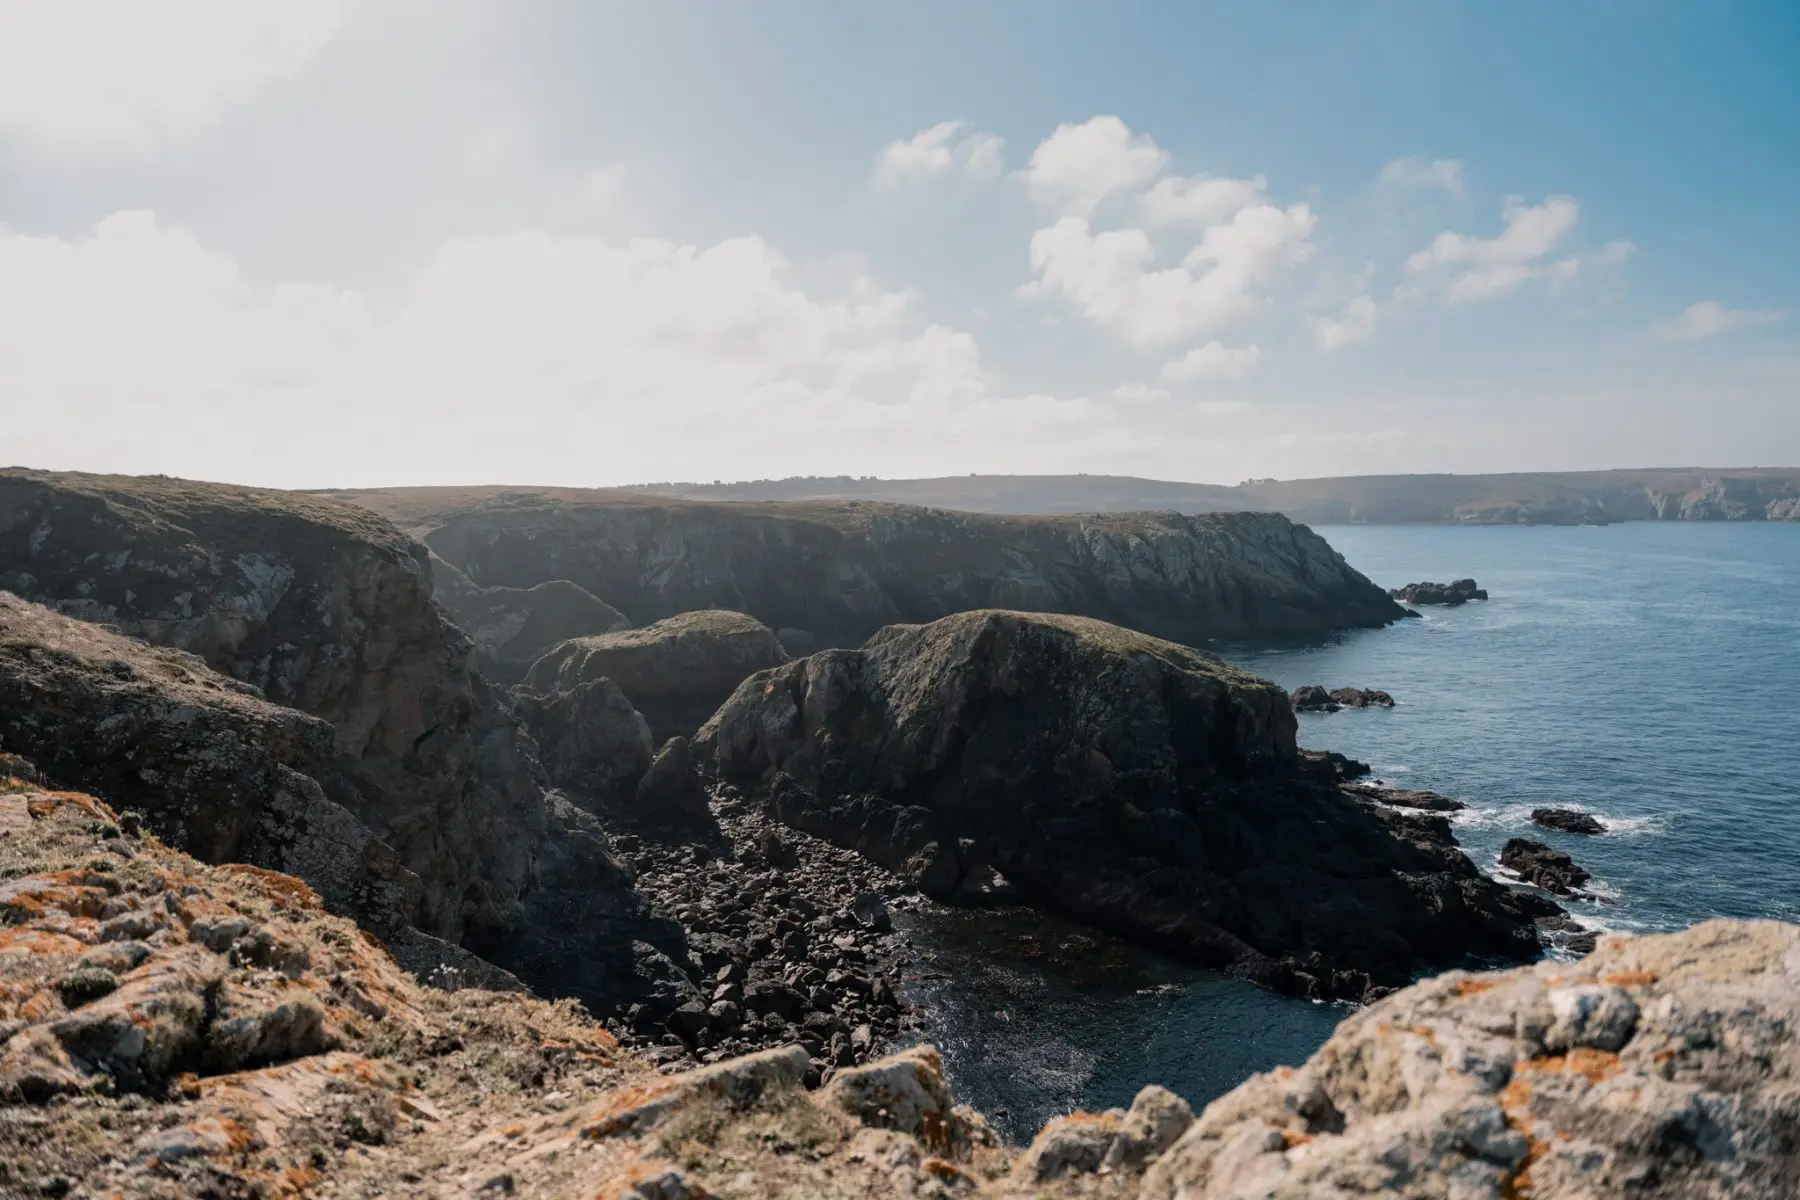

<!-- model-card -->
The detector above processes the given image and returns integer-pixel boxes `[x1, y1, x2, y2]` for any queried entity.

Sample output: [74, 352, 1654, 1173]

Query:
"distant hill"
[591, 469, 1800, 524]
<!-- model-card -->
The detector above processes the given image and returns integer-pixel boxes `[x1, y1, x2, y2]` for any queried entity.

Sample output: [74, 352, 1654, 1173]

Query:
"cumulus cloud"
[1159, 342, 1262, 383]
[1023, 116, 1168, 216]
[1310, 294, 1378, 350]
[1406, 195, 1581, 301]
[0, 210, 1149, 484]
[0, 0, 353, 148]
[1022, 203, 1314, 346]
[1652, 301, 1787, 343]
[1380, 155, 1465, 195]
[1137, 173, 1267, 226]
[1109, 382, 1169, 404]
[875, 120, 1005, 187]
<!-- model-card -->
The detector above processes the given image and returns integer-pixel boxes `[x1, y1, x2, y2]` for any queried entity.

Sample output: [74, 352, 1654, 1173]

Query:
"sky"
[0, 0, 1796, 489]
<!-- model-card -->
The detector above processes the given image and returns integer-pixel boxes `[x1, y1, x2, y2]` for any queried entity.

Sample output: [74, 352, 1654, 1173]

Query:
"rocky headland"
[1, 787, 1794, 1198]
[339, 488, 1409, 647]
[700, 609, 1552, 1001]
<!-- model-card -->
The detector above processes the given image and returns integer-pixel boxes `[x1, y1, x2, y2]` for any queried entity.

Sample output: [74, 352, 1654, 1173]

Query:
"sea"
[899, 521, 1800, 1140]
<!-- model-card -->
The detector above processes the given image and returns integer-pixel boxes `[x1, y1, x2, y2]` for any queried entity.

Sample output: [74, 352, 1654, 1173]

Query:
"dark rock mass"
[1343, 781, 1468, 812]
[699, 609, 1549, 1000]
[1531, 806, 1606, 835]
[428, 550, 629, 683]
[523, 609, 792, 742]
[510, 677, 654, 803]
[1389, 578, 1489, 605]
[0, 469, 686, 1016]
[1501, 837, 1593, 896]
[397, 492, 1407, 647]
[1290, 684, 1395, 712]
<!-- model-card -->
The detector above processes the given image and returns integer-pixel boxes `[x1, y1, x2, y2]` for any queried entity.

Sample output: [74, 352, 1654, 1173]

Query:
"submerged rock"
[1390, 578, 1489, 605]
[701, 609, 1547, 1000]
[524, 609, 791, 742]
[1532, 806, 1606, 835]
[1291, 685, 1395, 712]
[1502, 836, 1593, 896]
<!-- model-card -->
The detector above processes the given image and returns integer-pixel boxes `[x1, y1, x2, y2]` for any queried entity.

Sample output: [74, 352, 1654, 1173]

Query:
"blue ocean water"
[905, 522, 1800, 1139]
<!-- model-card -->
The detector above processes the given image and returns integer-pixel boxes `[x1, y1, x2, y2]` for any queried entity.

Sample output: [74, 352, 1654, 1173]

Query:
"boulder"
[631, 737, 718, 834]
[429, 550, 629, 683]
[1532, 806, 1606, 835]
[1141, 920, 1800, 1200]
[1343, 781, 1467, 812]
[1501, 837, 1593, 896]
[700, 609, 1548, 999]
[1288, 684, 1338, 712]
[511, 678, 654, 803]
[524, 610, 792, 742]
[1389, 578, 1489, 605]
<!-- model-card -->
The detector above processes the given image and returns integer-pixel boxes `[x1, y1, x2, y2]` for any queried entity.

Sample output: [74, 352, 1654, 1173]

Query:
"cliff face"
[698, 610, 1547, 1000]
[0, 471, 687, 1017]
[0, 470, 537, 942]
[416, 496, 1405, 647]
[429, 549, 631, 683]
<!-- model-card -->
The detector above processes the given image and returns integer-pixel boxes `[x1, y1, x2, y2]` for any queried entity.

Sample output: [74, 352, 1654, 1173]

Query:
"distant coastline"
[603, 468, 1800, 526]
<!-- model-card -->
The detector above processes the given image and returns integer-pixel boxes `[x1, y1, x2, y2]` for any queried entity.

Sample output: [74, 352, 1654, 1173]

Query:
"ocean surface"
[901, 521, 1800, 1140]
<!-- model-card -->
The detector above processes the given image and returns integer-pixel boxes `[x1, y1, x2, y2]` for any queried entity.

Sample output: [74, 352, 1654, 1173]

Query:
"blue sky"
[0, 0, 1794, 487]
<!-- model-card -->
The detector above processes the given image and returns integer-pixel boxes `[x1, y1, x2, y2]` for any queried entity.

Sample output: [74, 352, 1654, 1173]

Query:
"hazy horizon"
[2, 2, 1795, 490]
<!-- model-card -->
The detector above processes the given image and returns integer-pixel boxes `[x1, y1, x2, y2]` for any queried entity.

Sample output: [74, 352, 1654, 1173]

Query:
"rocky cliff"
[355, 490, 1405, 647]
[698, 610, 1549, 1000]
[0, 470, 688, 1017]
[2, 790, 1791, 1198]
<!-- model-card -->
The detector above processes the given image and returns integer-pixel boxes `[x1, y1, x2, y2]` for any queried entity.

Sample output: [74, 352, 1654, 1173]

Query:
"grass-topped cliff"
[329, 487, 1405, 647]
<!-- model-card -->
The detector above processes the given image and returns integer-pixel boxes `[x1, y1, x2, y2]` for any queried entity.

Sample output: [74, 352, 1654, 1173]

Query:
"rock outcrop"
[0, 470, 686, 1017]
[1141, 919, 1800, 1199]
[511, 677, 655, 803]
[374, 490, 1406, 647]
[700, 609, 1549, 1000]
[1502, 837, 1594, 897]
[1391, 578, 1489, 605]
[524, 609, 793, 742]
[6, 797, 1795, 1198]
[1533, 806, 1606, 835]
[429, 549, 630, 682]
[1290, 685, 1394, 712]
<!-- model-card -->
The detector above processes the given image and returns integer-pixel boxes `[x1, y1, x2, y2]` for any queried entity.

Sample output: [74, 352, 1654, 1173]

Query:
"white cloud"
[0, 210, 1149, 485]
[1022, 203, 1314, 346]
[1137, 173, 1267, 226]
[1592, 239, 1637, 267]
[1406, 195, 1581, 301]
[1652, 301, 1787, 343]
[1380, 155, 1465, 195]
[1109, 382, 1169, 404]
[0, 0, 353, 148]
[1023, 116, 1168, 216]
[1310, 294, 1378, 350]
[875, 120, 1005, 187]
[1159, 342, 1262, 383]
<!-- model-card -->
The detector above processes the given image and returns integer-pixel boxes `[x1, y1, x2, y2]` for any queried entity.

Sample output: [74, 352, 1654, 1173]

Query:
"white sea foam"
[1450, 803, 1666, 838]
